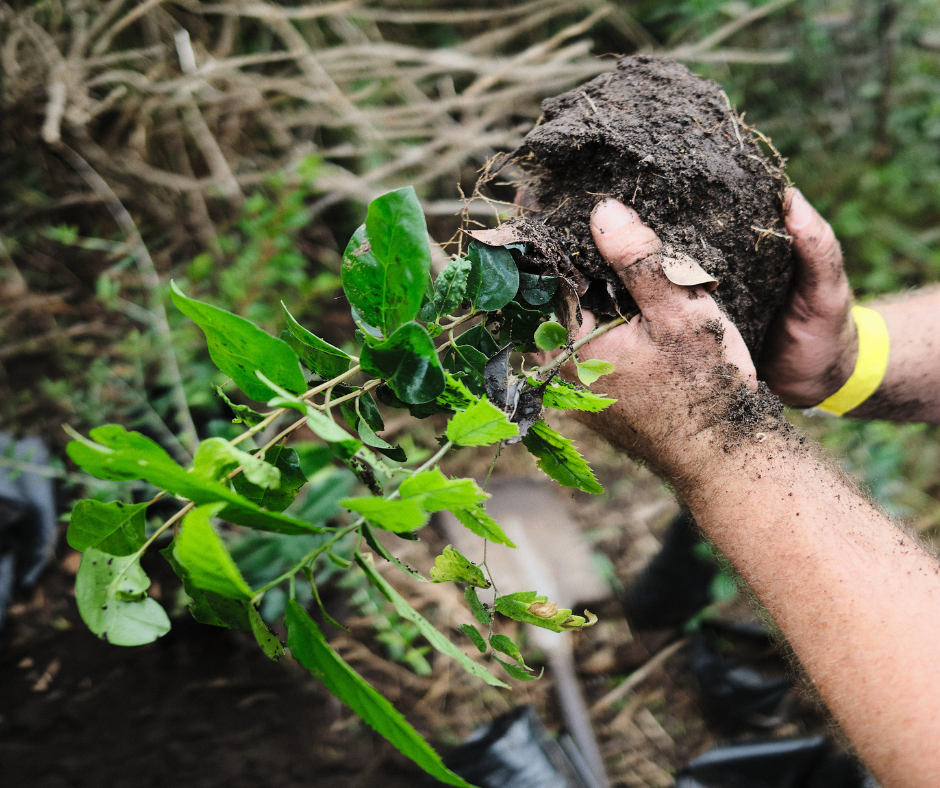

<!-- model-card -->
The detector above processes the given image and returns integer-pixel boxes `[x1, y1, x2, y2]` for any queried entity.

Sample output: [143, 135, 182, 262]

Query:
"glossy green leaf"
[66, 425, 326, 535]
[193, 437, 280, 489]
[76, 548, 171, 646]
[456, 324, 500, 358]
[231, 445, 308, 513]
[338, 389, 384, 433]
[419, 257, 472, 323]
[518, 273, 558, 306]
[460, 623, 487, 654]
[452, 506, 516, 548]
[533, 321, 568, 351]
[357, 553, 507, 688]
[521, 420, 603, 494]
[576, 358, 616, 385]
[494, 590, 598, 633]
[359, 321, 446, 405]
[540, 380, 617, 413]
[430, 545, 489, 587]
[399, 468, 488, 512]
[489, 633, 525, 664]
[281, 303, 351, 379]
[341, 187, 431, 335]
[67, 499, 147, 555]
[466, 241, 518, 312]
[285, 601, 473, 788]
[216, 386, 268, 427]
[161, 545, 251, 631]
[341, 496, 429, 533]
[443, 343, 488, 397]
[499, 300, 544, 351]
[465, 586, 491, 624]
[170, 282, 306, 402]
[249, 603, 284, 661]
[176, 504, 253, 600]
[446, 397, 519, 446]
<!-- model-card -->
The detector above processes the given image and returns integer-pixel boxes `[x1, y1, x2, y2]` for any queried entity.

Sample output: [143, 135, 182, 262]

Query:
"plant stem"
[533, 316, 627, 381]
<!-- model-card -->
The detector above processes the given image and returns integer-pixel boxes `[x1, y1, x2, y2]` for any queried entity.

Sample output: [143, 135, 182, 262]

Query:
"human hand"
[566, 199, 758, 482]
[757, 188, 857, 407]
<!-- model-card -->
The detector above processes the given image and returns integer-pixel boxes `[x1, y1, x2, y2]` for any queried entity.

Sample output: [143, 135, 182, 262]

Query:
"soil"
[506, 56, 794, 357]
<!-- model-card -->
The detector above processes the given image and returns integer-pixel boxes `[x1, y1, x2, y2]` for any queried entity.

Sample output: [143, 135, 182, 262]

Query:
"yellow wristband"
[815, 305, 890, 416]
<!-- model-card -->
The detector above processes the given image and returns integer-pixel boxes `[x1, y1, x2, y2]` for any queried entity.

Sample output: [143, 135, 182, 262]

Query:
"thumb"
[784, 188, 848, 306]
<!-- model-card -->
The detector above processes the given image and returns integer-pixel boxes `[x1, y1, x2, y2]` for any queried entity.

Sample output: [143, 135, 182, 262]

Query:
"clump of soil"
[505, 56, 794, 356]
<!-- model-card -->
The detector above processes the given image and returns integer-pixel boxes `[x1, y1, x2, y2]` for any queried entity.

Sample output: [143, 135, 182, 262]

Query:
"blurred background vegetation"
[2, 0, 939, 533]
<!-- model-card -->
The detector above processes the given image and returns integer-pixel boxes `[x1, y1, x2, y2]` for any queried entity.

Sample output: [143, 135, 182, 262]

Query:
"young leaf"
[76, 548, 171, 646]
[576, 358, 616, 386]
[193, 437, 281, 489]
[465, 586, 491, 624]
[419, 257, 472, 323]
[460, 624, 487, 653]
[359, 321, 446, 404]
[533, 321, 568, 351]
[248, 603, 284, 661]
[161, 545, 251, 631]
[494, 655, 542, 682]
[518, 273, 558, 306]
[176, 504, 254, 600]
[430, 545, 489, 588]
[170, 282, 306, 402]
[521, 420, 604, 494]
[215, 386, 268, 427]
[341, 187, 431, 336]
[356, 554, 507, 688]
[466, 240, 518, 312]
[281, 303, 351, 379]
[341, 496, 429, 533]
[399, 468, 488, 512]
[231, 445, 308, 513]
[285, 601, 473, 788]
[446, 397, 519, 446]
[452, 506, 517, 548]
[67, 500, 147, 555]
[541, 379, 617, 413]
[494, 590, 598, 633]
[489, 633, 525, 664]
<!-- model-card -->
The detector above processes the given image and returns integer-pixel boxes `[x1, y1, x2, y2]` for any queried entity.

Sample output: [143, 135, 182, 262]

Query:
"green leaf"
[341, 187, 431, 336]
[576, 358, 616, 386]
[67, 499, 147, 555]
[231, 445, 308, 513]
[249, 603, 284, 661]
[494, 591, 598, 633]
[285, 601, 473, 788]
[281, 303, 351, 379]
[533, 321, 568, 351]
[494, 655, 542, 682]
[66, 425, 326, 535]
[193, 437, 281, 489]
[518, 273, 558, 306]
[456, 324, 500, 358]
[357, 418, 408, 463]
[419, 257, 472, 323]
[76, 548, 171, 646]
[460, 623, 487, 653]
[359, 322, 446, 405]
[170, 282, 306, 402]
[362, 522, 426, 581]
[446, 397, 519, 446]
[521, 420, 603, 494]
[356, 554, 507, 688]
[443, 344, 488, 397]
[451, 506, 516, 548]
[430, 545, 489, 588]
[541, 380, 617, 412]
[175, 504, 253, 599]
[499, 300, 544, 352]
[465, 586, 491, 624]
[399, 468, 488, 512]
[466, 241, 518, 312]
[161, 545, 251, 631]
[341, 496, 429, 533]
[489, 633, 525, 664]
[216, 386, 268, 427]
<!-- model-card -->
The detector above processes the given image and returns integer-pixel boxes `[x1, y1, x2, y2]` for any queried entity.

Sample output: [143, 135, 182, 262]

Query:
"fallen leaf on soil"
[660, 244, 718, 290]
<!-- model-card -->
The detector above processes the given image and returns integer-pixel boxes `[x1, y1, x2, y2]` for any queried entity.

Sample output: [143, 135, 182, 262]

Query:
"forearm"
[677, 435, 940, 788]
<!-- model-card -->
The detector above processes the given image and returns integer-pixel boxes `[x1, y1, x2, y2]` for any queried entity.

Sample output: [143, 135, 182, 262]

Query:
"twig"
[590, 638, 688, 712]
[534, 316, 627, 381]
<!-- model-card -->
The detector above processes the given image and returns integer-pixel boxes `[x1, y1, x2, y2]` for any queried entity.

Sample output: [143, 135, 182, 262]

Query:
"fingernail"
[786, 189, 813, 231]
[591, 199, 637, 233]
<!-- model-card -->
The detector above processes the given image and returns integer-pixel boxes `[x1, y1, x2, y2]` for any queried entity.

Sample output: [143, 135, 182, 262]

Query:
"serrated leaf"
[494, 590, 598, 633]
[161, 544, 251, 631]
[67, 499, 147, 555]
[460, 623, 487, 653]
[170, 282, 306, 402]
[466, 241, 518, 312]
[285, 601, 473, 788]
[76, 548, 171, 646]
[419, 257, 471, 323]
[533, 321, 567, 351]
[231, 445, 308, 513]
[341, 496, 429, 533]
[451, 506, 516, 548]
[193, 437, 281, 489]
[541, 380, 617, 413]
[341, 187, 431, 336]
[430, 545, 489, 588]
[176, 504, 253, 600]
[521, 420, 603, 494]
[216, 386, 268, 427]
[518, 273, 558, 306]
[359, 321, 446, 405]
[465, 586, 491, 624]
[356, 553, 507, 688]
[66, 425, 326, 535]
[446, 397, 519, 446]
[494, 655, 542, 682]
[281, 303, 351, 378]
[399, 468, 488, 513]
[576, 358, 616, 386]
[489, 633, 525, 664]
[249, 603, 284, 661]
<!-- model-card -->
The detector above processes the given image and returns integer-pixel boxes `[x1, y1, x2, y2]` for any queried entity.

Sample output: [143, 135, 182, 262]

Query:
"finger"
[784, 188, 847, 299]
[590, 199, 694, 315]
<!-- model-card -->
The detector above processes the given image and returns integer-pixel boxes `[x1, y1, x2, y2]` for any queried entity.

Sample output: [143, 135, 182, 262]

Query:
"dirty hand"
[757, 188, 856, 407]
[569, 199, 756, 480]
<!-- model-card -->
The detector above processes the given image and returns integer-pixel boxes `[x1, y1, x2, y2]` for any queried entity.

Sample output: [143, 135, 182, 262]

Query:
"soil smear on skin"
[498, 55, 794, 359]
